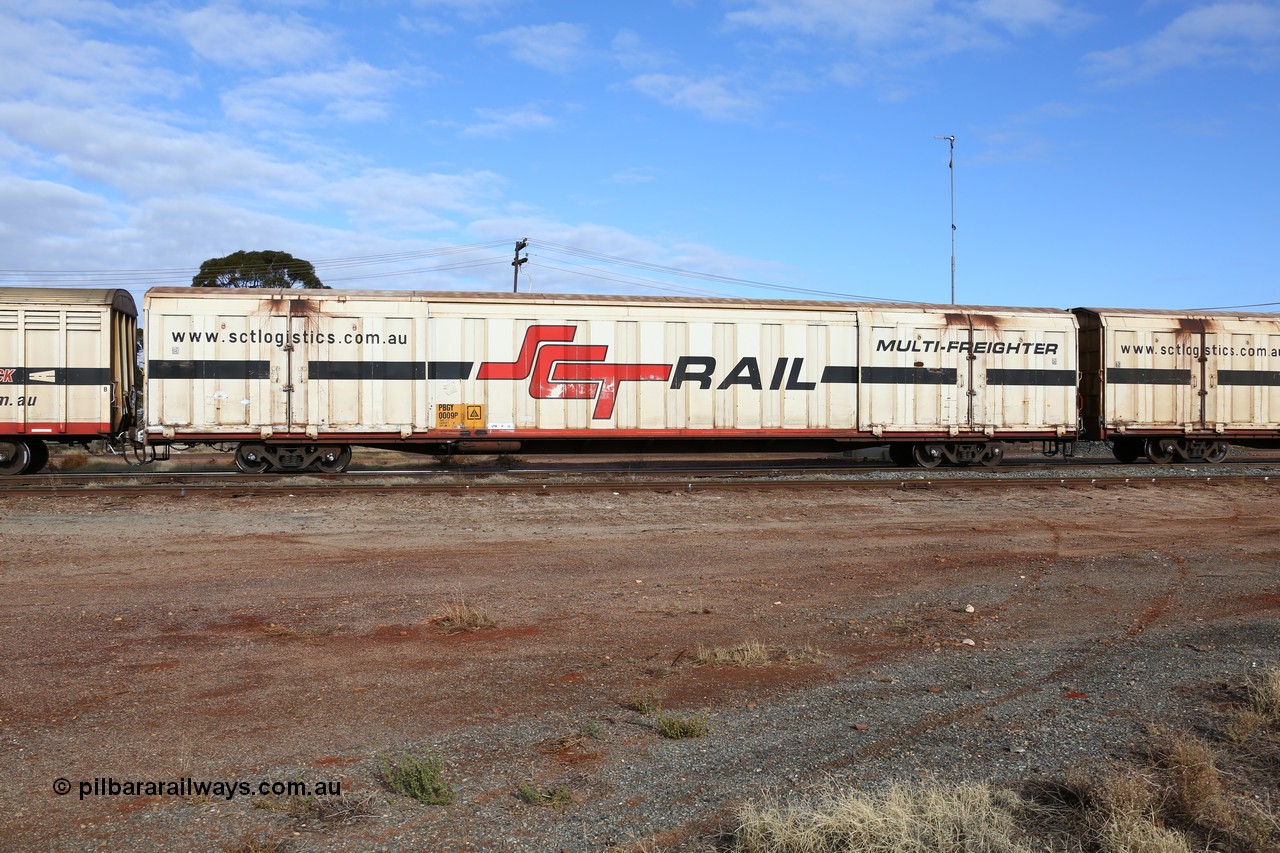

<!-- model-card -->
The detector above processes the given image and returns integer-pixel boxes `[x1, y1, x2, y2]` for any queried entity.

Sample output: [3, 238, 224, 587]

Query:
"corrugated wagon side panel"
[858, 312, 956, 433]
[974, 319, 1077, 432]
[1206, 318, 1280, 432]
[64, 308, 111, 432]
[304, 305, 427, 431]
[1101, 316, 1199, 431]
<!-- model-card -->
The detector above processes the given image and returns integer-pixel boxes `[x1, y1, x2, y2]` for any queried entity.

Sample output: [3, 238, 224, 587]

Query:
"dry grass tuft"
[516, 782, 573, 807]
[655, 709, 709, 739]
[429, 599, 497, 634]
[625, 690, 663, 715]
[380, 749, 455, 805]
[1094, 817, 1193, 853]
[1074, 766, 1192, 853]
[731, 779, 1030, 853]
[1246, 666, 1280, 726]
[695, 640, 772, 667]
[1150, 729, 1234, 829]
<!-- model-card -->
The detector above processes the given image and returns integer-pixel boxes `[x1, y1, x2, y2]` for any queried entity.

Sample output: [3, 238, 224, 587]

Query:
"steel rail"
[2, 469, 1277, 498]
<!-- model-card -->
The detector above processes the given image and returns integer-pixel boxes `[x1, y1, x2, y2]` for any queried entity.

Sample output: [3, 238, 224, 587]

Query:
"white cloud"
[460, 104, 557, 138]
[0, 102, 318, 198]
[178, 2, 333, 72]
[611, 29, 674, 71]
[0, 11, 185, 105]
[0, 175, 121, 242]
[726, 0, 1088, 56]
[971, 0, 1092, 35]
[479, 23, 592, 72]
[727, 0, 936, 41]
[629, 74, 760, 120]
[222, 61, 407, 125]
[1085, 2, 1280, 83]
[609, 167, 657, 184]
[407, 0, 520, 24]
[324, 168, 506, 233]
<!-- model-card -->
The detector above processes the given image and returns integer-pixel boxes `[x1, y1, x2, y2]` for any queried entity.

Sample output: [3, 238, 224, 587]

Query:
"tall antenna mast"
[933, 135, 956, 304]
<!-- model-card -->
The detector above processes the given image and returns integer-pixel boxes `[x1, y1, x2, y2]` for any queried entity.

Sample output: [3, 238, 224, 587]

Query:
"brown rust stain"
[1176, 317, 1205, 336]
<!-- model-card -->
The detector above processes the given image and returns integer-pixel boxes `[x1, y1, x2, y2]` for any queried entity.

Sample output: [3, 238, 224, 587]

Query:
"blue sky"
[1, 0, 1277, 311]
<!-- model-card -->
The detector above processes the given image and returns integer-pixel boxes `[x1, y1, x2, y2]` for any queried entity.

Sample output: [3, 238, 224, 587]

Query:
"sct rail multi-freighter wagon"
[143, 288, 1080, 472]
[6, 285, 1280, 476]
[1074, 307, 1280, 463]
[0, 287, 138, 475]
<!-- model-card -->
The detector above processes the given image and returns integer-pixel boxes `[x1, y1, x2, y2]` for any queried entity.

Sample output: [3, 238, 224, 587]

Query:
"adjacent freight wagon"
[143, 288, 1080, 472]
[0, 287, 138, 474]
[1074, 307, 1280, 463]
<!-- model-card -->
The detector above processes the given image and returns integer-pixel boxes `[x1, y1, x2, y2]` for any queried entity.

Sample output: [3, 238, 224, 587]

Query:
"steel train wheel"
[912, 443, 944, 468]
[1204, 442, 1229, 463]
[1144, 437, 1176, 465]
[887, 443, 915, 467]
[978, 442, 1005, 468]
[1111, 438, 1142, 464]
[234, 443, 271, 474]
[313, 445, 352, 474]
[23, 439, 49, 474]
[0, 440, 32, 476]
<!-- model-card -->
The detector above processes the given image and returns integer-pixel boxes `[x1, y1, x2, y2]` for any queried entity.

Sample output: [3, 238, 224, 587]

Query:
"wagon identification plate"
[436, 403, 485, 429]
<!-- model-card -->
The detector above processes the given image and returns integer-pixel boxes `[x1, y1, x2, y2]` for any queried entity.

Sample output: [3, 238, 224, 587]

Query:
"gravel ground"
[1, 465, 1278, 851]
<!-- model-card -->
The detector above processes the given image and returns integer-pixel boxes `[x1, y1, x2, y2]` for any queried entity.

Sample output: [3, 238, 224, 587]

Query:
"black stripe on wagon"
[309, 361, 426, 381]
[427, 361, 473, 380]
[1218, 369, 1280, 386]
[860, 366, 958, 385]
[819, 365, 858, 384]
[986, 369, 1077, 387]
[1107, 368, 1191, 385]
[8, 367, 112, 385]
[149, 360, 270, 380]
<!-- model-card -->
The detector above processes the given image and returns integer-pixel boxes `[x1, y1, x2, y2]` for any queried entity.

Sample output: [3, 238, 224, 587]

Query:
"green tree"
[192, 250, 328, 289]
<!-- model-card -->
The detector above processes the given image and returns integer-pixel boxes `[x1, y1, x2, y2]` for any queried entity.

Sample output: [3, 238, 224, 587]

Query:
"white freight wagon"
[0, 287, 138, 475]
[144, 288, 1079, 471]
[1074, 307, 1280, 462]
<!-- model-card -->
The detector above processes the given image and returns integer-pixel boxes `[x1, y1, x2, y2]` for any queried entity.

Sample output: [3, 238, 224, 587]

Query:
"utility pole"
[933, 135, 956, 304]
[512, 238, 528, 293]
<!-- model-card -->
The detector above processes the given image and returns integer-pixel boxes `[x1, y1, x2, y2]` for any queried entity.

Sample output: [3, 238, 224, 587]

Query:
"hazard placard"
[437, 403, 485, 429]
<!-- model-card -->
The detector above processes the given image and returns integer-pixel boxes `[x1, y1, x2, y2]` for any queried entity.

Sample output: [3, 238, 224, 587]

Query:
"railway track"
[5, 456, 1280, 496]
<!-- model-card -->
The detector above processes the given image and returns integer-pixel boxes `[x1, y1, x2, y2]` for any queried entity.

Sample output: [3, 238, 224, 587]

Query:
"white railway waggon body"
[1075, 308, 1280, 463]
[144, 288, 1079, 472]
[0, 287, 138, 475]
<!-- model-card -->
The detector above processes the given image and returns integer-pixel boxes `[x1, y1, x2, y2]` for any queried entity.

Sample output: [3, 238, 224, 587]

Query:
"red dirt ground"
[2, 479, 1278, 850]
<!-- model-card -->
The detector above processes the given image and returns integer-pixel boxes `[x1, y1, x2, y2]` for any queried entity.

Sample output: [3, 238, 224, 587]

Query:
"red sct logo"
[476, 325, 672, 419]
